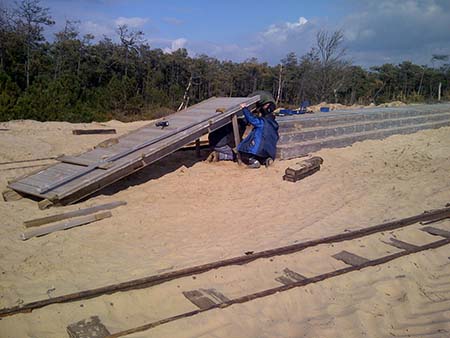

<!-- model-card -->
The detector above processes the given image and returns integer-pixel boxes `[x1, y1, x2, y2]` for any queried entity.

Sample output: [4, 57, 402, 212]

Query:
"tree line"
[1, 0, 449, 123]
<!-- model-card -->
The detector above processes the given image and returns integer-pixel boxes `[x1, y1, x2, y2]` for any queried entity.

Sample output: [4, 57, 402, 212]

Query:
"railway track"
[1, 205, 450, 337]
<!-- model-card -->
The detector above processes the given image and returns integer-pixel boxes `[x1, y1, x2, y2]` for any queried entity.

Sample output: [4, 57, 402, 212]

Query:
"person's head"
[260, 102, 276, 118]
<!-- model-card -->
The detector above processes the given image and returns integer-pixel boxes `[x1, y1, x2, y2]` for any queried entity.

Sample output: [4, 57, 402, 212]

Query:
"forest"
[1, 0, 449, 123]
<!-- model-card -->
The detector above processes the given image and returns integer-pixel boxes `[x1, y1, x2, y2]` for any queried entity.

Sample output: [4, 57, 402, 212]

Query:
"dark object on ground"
[283, 156, 323, 182]
[72, 129, 116, 135]
[67, 316, 110, 338]
[155, 120, 169, 128]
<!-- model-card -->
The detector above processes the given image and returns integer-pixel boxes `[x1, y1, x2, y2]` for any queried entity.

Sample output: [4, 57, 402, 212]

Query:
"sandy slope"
[0, 119, 449, 337]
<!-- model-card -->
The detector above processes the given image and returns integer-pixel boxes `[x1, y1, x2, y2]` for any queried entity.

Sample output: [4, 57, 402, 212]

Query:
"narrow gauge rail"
[1, 205, 449, 318]
[108, 229, 450, 337]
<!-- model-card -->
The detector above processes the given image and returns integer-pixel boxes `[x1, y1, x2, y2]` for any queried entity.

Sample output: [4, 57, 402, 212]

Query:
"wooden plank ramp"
[8, 96, 259, 205]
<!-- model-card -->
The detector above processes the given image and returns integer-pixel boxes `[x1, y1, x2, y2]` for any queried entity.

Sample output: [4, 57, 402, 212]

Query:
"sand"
[0, 119, 449, 337]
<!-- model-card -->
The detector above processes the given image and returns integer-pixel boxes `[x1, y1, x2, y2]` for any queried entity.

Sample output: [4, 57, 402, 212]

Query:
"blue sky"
[5, 0, 450, 66]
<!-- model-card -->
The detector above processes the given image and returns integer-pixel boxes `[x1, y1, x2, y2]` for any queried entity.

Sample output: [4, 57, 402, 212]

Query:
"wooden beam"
[231, 114, 242, 164]
[195, 139, 201, 158]
[2, 189, 23, 202]
[20, 211, 112, 240]
[67, 316, 110, 338]
[24, 201, 126, 228]
[72, 129, 116, 135]
[332, 250, 370, 267]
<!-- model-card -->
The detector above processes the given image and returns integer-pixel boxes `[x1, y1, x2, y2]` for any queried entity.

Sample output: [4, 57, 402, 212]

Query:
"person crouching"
[237, 101, 279, 168]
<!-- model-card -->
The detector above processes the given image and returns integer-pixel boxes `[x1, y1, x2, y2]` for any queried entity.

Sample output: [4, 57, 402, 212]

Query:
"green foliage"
[0, 1, 449, 123]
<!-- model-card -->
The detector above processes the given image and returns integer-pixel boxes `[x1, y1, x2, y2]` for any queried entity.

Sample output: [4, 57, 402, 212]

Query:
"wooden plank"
[201, 288, 230, 303]
[72, 129, 116, 135]
[20, 211, 112, 240]
[421, 226, 450, 238]
[2, 189, 23, 202]
[275, 268, 307, 285]
[182, 289, 229, 309]
[231, 114, 242, 164]
[24, 201, 126, 227]
[332, 250, 370, 267]
[285, 156, 323, 176]
[283, 166, 320, 182]
[383, 238, 419, 252]
[182, 290, 216, 309]
[67, 316, 110, 338]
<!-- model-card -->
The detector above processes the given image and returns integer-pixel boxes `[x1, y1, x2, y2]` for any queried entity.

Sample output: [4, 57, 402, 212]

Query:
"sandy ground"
[0, 119, 449, 337]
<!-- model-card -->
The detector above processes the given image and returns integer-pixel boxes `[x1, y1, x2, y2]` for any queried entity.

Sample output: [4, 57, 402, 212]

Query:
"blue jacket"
[237, 107, 279, 159]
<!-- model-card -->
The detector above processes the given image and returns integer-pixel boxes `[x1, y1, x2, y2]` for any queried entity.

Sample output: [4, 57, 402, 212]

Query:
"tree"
[116, 24, 144, 77]
[315, 30, 350, 102]
[13, 0, 54, 88]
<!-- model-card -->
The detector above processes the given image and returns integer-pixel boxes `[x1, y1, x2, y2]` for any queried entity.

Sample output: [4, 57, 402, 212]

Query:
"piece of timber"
[420, 226, 450, 238]
[72, 129, 116, 135]
[67, 316, 111, 338]
[106, 238, 450, 337]
[231, 114, 242, 164]
[2, 189, 23, 202]
[20, 211, 112, 240]
[283, 166, 320, 182]
[285, 156, 323, 177]
[383, 238, 419, 252]
[332, 250, 370, 267]
[24, 201, 126, 228]
[1, 205, 449, 317]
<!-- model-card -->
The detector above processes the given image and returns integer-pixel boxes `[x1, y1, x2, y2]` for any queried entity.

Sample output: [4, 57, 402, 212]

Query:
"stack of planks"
[283, 156, 323, 182]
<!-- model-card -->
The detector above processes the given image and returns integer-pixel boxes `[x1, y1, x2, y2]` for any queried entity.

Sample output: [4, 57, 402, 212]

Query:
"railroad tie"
[382, 238, 419, 252]
[420, 226, 450, 238]
[182, 288, 230, 310]
[67, 316, 110, 338]
[332, 250, 370, 267]
[275, 268, 307, 285]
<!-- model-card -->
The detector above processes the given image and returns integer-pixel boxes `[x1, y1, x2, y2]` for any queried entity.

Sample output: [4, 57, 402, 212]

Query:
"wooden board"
[332, 250, 370, 267]
[182, 288, 230, 309]
[72, 129, 116, 135]
[275, 268, 307, 285]
[383, 238, 419, 252]
[421, 226, 450, 238]
[24, 201, 126, 227]
[20, 211, 112, 240]
[67, 316, 110, 338]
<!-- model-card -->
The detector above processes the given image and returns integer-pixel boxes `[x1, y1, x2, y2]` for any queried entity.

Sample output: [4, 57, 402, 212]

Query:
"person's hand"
[240, 103, 247, 109]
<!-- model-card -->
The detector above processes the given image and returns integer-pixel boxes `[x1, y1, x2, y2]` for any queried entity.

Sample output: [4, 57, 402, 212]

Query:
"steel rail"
[0, 205, 449, 318]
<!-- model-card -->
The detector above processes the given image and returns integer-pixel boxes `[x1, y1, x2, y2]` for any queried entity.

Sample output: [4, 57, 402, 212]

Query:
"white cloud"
[114, 16, 148, 28]
[261, 17, 310, 44]
[163, 38, 188, 53]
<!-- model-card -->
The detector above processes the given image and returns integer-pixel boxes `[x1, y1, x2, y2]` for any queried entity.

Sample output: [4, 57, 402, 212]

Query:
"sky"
[4, 0, 450, 67]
